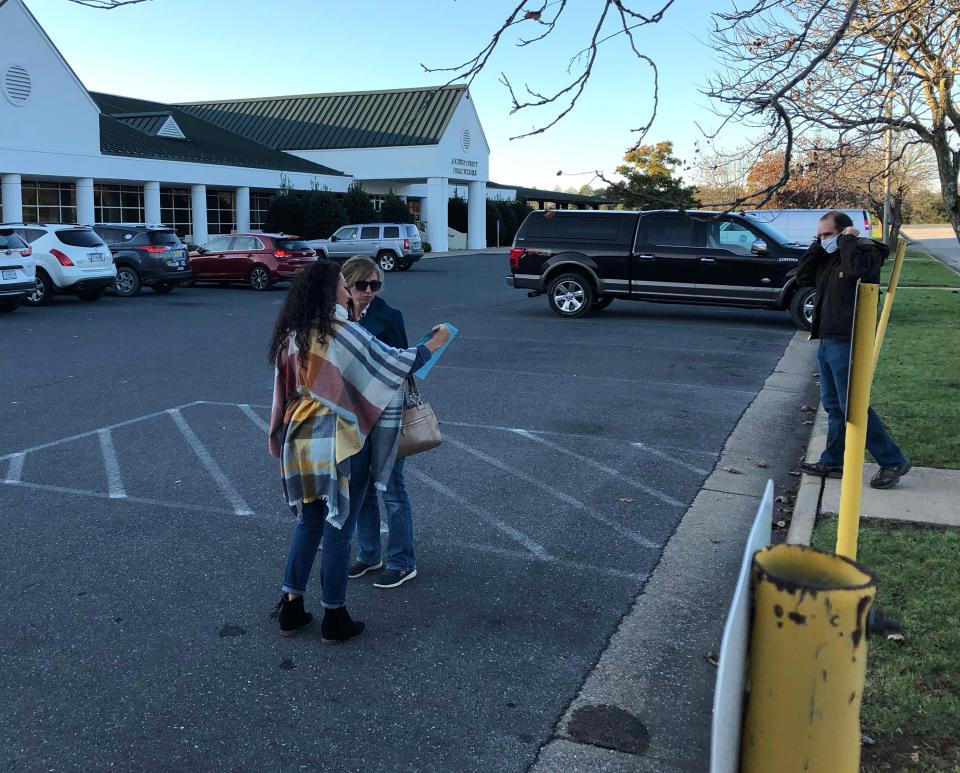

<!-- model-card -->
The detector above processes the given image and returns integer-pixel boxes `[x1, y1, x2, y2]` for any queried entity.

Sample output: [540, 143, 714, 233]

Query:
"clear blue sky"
[28, 0, 732, 190]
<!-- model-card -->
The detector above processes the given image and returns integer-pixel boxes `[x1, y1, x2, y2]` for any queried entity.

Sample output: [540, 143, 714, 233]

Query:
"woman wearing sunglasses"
[341, 255, 421, 589]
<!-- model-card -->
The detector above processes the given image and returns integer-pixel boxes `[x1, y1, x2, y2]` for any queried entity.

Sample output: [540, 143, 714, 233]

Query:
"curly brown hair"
[268, 260, 341, 366]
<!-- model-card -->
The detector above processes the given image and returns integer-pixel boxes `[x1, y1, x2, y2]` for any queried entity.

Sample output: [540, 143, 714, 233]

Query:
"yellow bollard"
[740, 544, 877, 773]
[873, 240, 906, 370]
[836, 282, 879, 560]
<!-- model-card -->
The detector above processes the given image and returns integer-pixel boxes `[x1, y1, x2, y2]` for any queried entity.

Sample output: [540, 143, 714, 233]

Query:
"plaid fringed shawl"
[268, 320, 417, 528]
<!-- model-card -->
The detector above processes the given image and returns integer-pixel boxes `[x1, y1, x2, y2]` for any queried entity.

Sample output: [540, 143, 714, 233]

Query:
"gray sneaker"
[373, 568, 417, 589]
[348, 559, 383, 579]
[870, 460, 911, 489]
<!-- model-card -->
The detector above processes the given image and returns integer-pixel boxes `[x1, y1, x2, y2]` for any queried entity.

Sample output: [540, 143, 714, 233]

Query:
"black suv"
[507, 210, 815, 328]
[93, 224, 192, 297]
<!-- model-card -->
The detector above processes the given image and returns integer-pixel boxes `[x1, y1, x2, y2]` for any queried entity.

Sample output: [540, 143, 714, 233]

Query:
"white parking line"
[510, 429, 687, 507]
[631, 441, 711, 476]
[4, 453, 24, 483]
[444, 435, 661, 550]
[237, 403, 269, 432]
[97, 429, 126, 499]
[409, 468, 550, 559]
[167, 408, 254, 516]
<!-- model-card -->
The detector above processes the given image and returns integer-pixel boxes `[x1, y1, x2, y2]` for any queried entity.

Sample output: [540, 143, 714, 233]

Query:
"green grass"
[880, 251, 960, 288]
[812, 518, 960, 771]
[871, 288, 960, 469]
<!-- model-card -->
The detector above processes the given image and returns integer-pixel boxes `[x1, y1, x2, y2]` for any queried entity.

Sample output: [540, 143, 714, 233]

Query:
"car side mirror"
[196, 246, 207, 254]
[330, 235, 339, 242]
[751, 239, 768, 255]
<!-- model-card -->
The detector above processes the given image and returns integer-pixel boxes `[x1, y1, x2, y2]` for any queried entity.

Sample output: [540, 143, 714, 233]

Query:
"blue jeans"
[355, 458, 416, 571]
[282, 440, 372, 608]
[817, 338, 907, 468]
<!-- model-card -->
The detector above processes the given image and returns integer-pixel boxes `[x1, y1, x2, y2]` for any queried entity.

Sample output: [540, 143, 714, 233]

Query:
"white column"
[144, 181, 161, 225]
[1, 174, 23, 223]
[425, 176, 448, 253]
[76, 178, 95, 225]
[235, 186, 251, 233]
[467, 180, 487, 250]
[191, 184, 208, 245]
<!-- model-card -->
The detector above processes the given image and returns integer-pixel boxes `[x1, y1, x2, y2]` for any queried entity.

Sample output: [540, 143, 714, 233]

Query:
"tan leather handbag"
[397, 379, 441, 458]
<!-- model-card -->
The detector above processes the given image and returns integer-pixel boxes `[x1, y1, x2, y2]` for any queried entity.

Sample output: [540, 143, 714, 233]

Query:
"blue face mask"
[821, 235, 839, 253]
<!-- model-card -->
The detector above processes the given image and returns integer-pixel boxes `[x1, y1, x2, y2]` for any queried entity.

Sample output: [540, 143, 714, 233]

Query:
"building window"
[407, 198, 422, 222]
[250, 189, 274, 231]
[21, 180, 76, 224]
[160, 186, 192, 239]
[370, 194, 384, 213]
[94, 184, 144, 224]
[207, 189, 236, 235]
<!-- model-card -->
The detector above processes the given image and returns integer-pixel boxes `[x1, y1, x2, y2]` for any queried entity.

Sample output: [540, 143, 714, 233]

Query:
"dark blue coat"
[360, 295, 408, 349]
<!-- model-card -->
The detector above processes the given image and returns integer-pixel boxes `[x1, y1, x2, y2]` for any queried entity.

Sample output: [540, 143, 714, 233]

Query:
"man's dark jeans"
[817, 338, 907, 468]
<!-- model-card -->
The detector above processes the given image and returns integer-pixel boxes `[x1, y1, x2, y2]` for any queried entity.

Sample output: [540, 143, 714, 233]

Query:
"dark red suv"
[188, 233, 316, 290]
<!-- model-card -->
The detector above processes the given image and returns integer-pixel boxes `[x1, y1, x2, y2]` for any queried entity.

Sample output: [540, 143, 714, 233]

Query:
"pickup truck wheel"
[790, 286, 816, 330]
[114, 266, 141, 297]
[377, 251, 398, 272]
[592, 296, 614, 311]
[547, 272, 594, 318]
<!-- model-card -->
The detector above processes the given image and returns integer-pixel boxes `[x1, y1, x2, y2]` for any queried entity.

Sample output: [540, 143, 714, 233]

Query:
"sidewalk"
[787, 407, 960, 545]
[423, 247, 508, 259]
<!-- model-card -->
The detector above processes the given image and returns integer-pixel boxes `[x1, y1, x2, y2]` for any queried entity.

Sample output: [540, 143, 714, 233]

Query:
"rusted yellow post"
[740, 544, 877, 773]
[836, 282, 879, 560]
[873, 239, 906, 370]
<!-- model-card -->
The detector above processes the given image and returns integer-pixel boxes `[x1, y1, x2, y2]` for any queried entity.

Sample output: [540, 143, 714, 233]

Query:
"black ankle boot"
[320, 605, 365, 644]
[271, 594, 313, 637]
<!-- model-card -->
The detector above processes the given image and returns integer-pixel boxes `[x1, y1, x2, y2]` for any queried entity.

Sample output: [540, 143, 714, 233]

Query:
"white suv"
[4, 224, 117, 305]
[0, 227, 35, 313]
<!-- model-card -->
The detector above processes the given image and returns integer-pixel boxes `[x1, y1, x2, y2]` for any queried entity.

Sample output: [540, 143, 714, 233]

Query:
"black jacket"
[359, 295, 408, 349]
[796, 234, 889, 340]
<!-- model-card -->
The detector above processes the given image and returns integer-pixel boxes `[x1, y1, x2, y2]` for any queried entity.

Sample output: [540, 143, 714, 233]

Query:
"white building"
[0, 0, 491, 250]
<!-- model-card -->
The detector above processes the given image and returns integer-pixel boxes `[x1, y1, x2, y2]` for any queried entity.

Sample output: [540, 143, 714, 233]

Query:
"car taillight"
[21, 247, 32, 258]
[50, 249, 74, 267]
[305, 250, 316, 257]
[274, 250, 290, 258]
[509, 248, 524, 269]
[403, 239, 410, 249]
[142, 245, 167, 253]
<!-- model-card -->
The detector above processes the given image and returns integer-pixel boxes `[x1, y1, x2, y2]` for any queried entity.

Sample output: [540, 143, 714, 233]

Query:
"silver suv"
[308, 223, 423, 272]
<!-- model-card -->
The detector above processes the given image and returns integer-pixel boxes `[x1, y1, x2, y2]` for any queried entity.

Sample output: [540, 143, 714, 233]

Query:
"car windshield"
[0, 230, 28, 250]
[148, 230, 181, 246]
[56, 229, 106, 248]
[746, 217, 795, 245]
[275, 239, 310, 251]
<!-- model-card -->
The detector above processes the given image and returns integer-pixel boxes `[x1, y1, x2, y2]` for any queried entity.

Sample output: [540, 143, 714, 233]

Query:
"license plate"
[89, 253, 104, 262]
[1, 269, 15, 280]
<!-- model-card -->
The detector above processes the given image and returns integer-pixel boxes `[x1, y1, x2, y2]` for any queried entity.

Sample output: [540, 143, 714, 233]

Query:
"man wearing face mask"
[795, 210, 911, 489]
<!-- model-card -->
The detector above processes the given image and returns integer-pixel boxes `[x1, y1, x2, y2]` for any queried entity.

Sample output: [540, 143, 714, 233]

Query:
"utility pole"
[882, 65, 894, 244]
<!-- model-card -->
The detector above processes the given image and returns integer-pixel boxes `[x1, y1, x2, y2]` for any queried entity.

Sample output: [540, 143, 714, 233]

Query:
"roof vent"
[156, 115, 186, 140]
[461, 128, 471, 152]
[3, 65, 31, 107]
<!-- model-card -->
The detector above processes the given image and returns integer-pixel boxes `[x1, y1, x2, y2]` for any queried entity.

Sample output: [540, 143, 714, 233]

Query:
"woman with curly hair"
[267, 260, 449, 643]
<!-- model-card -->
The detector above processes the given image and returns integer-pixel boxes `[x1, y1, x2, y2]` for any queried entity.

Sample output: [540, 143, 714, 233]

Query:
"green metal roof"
[92, 93, 346, 176]
[487, 182, 615, 205]
[177, 85, 467, 151]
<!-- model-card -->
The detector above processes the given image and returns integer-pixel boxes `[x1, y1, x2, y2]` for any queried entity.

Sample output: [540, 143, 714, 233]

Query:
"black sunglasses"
[354, 280, 382, 292]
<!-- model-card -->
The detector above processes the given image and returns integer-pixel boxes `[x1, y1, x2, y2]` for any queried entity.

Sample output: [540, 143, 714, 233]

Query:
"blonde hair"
[341, 255, 383, 288]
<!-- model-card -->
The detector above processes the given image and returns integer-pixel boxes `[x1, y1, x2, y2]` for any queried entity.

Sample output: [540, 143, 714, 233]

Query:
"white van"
[744, 209, 874, 247]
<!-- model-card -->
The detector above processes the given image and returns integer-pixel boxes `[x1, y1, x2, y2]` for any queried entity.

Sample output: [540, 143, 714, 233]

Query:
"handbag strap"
[407, 376, 424, 407]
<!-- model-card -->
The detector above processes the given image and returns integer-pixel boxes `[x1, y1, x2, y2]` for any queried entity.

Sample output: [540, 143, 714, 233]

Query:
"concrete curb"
[421, 248, 508, 260]
[531, 331, 819, 772]
[786, 406, 828, 546]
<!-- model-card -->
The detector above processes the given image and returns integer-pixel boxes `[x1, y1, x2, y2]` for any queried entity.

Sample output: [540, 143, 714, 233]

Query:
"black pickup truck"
[507, 209, 814, 328]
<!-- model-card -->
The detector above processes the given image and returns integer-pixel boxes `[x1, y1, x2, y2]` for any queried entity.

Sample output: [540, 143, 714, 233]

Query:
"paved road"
[902, 224, 960, 274]
[0, 255, 798, 771]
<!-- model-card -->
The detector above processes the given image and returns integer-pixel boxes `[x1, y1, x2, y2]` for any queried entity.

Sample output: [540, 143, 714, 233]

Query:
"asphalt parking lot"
[0, 253, 799, 771]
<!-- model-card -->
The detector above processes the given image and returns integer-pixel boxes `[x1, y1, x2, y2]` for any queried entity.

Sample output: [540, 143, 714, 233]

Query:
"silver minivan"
[308, 223, 424, 272]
